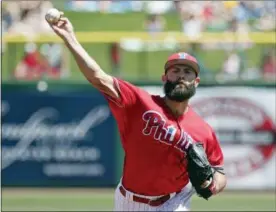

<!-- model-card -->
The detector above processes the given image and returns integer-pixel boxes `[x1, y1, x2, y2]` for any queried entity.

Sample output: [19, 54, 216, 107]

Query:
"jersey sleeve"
[206, 129, 225, 174]
[99, 78, 142, 149]
[102, 77, 139, 108]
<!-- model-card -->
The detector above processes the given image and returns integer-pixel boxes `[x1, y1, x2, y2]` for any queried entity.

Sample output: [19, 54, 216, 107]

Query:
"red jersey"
[103, 78, 224, 196]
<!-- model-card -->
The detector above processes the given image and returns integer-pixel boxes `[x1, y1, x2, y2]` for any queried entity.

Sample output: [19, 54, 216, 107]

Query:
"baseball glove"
[186, 142, 215, 200]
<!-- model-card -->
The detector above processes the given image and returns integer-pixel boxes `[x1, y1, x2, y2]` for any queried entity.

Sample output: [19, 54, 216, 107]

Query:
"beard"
[164, 80, 196, 102]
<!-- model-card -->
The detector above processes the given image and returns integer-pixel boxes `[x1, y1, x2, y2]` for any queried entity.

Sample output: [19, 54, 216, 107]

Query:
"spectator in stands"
[217, 51, 242, 82]
[1, 3, 13, 54]
[2, 4, 13, 34]
[228, 17, 238, 32]
[14, 42, 52, 80]
[143, 13, 166, 51]
[173, 1, 205, 39]
[109, 43, 121, 76]
[223, 1, 239, 11]
[261, 50, 276, 82]
[254, 1, 276, 31]
[40, 43, 65, 79]
[182, 14, 204, 40]
[99, 1, 112, 13]
[202, 1, 214, 23]
[145, 1, 172, 15]
[144, 1, 168, 40]
[144, 14, 166, 36]
[7, 1, 54, 37]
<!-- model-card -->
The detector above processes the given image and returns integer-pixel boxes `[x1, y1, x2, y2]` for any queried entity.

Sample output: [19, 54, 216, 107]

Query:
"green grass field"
[2, 188, 275, 211]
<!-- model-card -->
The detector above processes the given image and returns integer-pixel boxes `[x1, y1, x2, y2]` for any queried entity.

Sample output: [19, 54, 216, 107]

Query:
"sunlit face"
[163, 65, 200, 102]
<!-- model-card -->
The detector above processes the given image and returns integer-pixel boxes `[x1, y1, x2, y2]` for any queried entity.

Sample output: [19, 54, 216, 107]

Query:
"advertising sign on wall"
[142, 86, 276, 190]
[2, 90, 117, 187]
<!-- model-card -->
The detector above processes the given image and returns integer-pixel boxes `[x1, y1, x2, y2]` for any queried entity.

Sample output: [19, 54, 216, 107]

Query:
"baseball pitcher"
[46, 11, 227, 211]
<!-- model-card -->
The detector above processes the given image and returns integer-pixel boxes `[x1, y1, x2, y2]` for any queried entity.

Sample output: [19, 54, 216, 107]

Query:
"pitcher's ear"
[195, 77, 200, 88]
[162, 75, 167, 82]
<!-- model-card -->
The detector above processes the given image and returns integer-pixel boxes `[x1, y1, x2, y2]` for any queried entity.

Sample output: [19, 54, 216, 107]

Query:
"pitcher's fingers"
[60, 11, 64, 17]
[57, 20, 67, 28]
[56, 17, 68, 27]
[57, 18, 68, 27]
[59, 17, 69, 23]
[51, 24, 61, 32]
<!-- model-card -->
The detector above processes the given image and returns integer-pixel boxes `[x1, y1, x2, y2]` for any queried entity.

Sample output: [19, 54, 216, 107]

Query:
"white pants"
[113, 181, 195, 211]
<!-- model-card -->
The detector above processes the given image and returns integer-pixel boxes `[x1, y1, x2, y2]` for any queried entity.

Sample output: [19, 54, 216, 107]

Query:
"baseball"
[45, 8, 61, 24]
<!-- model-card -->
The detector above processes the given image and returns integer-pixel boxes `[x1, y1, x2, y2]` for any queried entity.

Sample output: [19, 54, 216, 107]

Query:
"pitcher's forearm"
[63, 33, 103, 80]
[62, 33, 118, 98]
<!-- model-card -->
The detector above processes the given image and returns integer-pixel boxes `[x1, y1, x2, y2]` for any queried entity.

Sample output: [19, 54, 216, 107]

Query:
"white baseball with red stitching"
[45, 8, 61, 24]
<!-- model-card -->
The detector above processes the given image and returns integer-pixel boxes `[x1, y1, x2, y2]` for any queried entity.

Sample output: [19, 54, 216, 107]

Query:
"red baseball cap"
[164, 52, 200, 76]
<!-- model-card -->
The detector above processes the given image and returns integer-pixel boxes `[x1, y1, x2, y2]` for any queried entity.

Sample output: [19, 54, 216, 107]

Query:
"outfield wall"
[1, 83, 275, 190]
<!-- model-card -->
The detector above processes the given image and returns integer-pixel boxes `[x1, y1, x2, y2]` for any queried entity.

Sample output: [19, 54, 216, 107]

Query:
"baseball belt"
[119, 186, 181, 207]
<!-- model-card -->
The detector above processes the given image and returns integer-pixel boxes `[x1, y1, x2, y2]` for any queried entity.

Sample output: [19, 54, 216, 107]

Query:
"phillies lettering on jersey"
[142, 110, 193, 153]
[142, 110, 176, 144]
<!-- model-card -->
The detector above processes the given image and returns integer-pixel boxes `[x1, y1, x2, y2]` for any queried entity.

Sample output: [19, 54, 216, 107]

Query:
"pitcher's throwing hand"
[45, 9, 74, 40]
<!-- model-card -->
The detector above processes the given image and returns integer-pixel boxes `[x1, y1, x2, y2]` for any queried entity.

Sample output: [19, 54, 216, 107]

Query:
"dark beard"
[164, 80, 196, 102]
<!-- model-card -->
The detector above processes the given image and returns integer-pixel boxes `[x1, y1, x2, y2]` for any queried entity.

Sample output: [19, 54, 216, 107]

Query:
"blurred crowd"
[175, 1, 276, 33]
[2, 1, 275, 35]
[2, 1, 54, 36]
[1, 1, 275, 82]
[65, 1, 276, 32]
